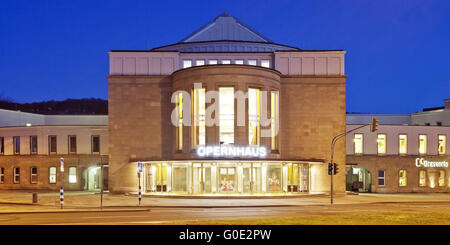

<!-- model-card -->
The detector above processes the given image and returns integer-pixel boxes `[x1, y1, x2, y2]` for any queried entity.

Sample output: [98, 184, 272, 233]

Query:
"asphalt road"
[1, 202, 449, 225]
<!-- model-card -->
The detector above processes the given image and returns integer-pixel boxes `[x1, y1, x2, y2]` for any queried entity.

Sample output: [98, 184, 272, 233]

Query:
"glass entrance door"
[193, 163, 212, 193]
[243, 163, 262, 193]
[218, 167, 236, 192]
[145, 163, 169, 192]
[287, 164, 299, 192]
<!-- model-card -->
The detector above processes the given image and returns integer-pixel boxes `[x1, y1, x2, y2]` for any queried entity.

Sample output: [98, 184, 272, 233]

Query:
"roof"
[180, 12, 272, 43]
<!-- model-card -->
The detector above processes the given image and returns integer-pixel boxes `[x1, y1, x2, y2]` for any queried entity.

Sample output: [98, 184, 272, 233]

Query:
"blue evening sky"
[0, 0, 449, 113]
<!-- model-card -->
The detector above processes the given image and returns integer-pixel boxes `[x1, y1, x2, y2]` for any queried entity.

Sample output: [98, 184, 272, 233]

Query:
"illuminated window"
[195, 60, 205, 66]
[271, 91, 279, 150]
[399, 170, 407, 186]
[0, 168, 4, 183]
[13, 136, 20, 155]
[221, 60, 231, 64]
[234, 60, 244, 65]
[30, 167, 38, 184]
[261, 60, 270, 68]
[354, 134, 363, 155]
[13, 167, 20, 184]
[377, 134, 386, 155]
[248, 60, 257, 66]
[439, 170, 445, 187]
[399, 134, 407, 155]
[68, 136, 77, 154]
[69, 167, 77, 184]
[49, 135, 57, 154]
[182, 60, 192, 68]
[0, 137, 4, 154]
[438, 135, 446, 155]
[378, 170, 385, 186]
[30, 136, 38, 154]
[176, 92, 183, 151]
[92, 135, 100, 154]
[419, 170, 426, 187]
[208, 60, 218, 65]
[419, 134, 427, 155]
[49, 167, 56, 184]
[248, 88, 261, 145]
[219, 87, 234, 145]
[192, 86, 206, 147]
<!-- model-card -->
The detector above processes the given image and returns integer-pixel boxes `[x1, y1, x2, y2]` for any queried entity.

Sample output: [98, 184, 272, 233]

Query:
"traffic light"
[333, 163, 339, 175]
[371, 117, 379, 132]
[328, 163, 333, 175]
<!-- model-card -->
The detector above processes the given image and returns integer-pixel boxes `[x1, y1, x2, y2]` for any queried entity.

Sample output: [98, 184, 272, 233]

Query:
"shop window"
[49, 167, 57, 184]
[192, 86, 206, 147]
[13, 167, 20, 184]
[182, 60, 192, 68]
[208, 59, 218, 65]
[271, 91, 279, 151]
[267, 165, 281, 192]
[13, 136, 20, 155]
[0, 168, 4, 183]
[68, 136, 77, 154]
[399, 170, 407, 186]
[219, 87, 235, 145]
[419, 170, 426, 187]
[354, 134, 363, 155]
[30, 167, 38, 184]
[176, 92, 183, 151]
[248, 60, 257, 66]
[399, 134, 407, 155]
[439, 170, 445, 187]
[195, 60, 205, 66]
[248, 88, 261, 146]
[30, 136, 38, 154]
[377, 134, 386, 155]
[234, 60, 244, 65]
[221, 60, 231, 64]
[378, 170, 385, 186]
[69, 167, 77, 184]
[261, 60, 270, 68]
[438, 135, 446, 155]
[419, 134, 427, 155]
[0, 137, 4, 154]
[49, 135, 57, 154]
[92, 135, 100, 154]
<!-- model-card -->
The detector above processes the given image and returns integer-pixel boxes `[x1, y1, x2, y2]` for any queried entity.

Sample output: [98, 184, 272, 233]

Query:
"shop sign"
[415, 158, 449, 168]
[196, 145, 267, 158]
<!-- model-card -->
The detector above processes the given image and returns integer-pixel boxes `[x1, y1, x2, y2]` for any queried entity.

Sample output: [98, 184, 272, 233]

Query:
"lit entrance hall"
[139, 161, 318, 195]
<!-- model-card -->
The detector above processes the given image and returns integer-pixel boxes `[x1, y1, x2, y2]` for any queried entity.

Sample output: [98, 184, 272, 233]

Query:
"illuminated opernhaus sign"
[415, 158, 449, 168]
[197, 145, 267, 158]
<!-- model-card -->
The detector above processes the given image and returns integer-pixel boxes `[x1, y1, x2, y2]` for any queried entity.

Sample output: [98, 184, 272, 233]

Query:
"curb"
[0, 208, 151, 215]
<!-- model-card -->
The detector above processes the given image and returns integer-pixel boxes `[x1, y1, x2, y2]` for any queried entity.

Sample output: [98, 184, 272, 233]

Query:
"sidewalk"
[0, 190, 449, 213]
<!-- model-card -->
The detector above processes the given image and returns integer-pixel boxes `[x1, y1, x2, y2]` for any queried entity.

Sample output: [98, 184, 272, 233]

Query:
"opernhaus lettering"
[179, 229, 213, 243]
[415, 158, 449, 168]
[197, 145, 267, 158]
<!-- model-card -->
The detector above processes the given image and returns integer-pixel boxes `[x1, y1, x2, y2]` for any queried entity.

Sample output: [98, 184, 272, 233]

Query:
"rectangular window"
[68, 136, 77, 154]
[221, 60, 231, 64]
[13, 167, 20, 184]
[399, 170, 407, 186]
[13, 136, 20, 154]
[182, 60, 192, 68]
[30, 136, 38, 154]
[0, 168, 4, 184]
[49, 167, 57, 184]
[234, 60, 244, 65]
[377, 134, 386, 155]
[399, 134, 407, 155]
[248, 60, 257, 66]
[248, 88, 261, 145]
[354, 134, 363, 155]
[377, 170, 385, 186]
[419, 134, 427, 155]
[219, 87, 235, 145]
[49, 135, 57, 154]
[0, 137, 4, 154]
[271, 91, 279, 151]
[438, 135, 446, 155]
[208, 59, 218, 65]
[92, 135, 100, 154]
[192, 87, 206, 148]
[439, 170, 445, 187]
[69, 167, 77, 184]
[261, 60, 270, 68]
[176, 92, 183, 151]
[30, 167, 38, 184]
[419, 170, 426, 187]
[195, 60, 205, 66]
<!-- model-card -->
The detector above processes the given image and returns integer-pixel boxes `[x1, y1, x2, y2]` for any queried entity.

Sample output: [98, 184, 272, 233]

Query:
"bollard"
[32, 192, 38, 203]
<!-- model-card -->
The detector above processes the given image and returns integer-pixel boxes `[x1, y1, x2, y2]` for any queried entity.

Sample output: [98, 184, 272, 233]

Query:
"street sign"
[60, 158, 64, 172]
[137, 161, 143, 173]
